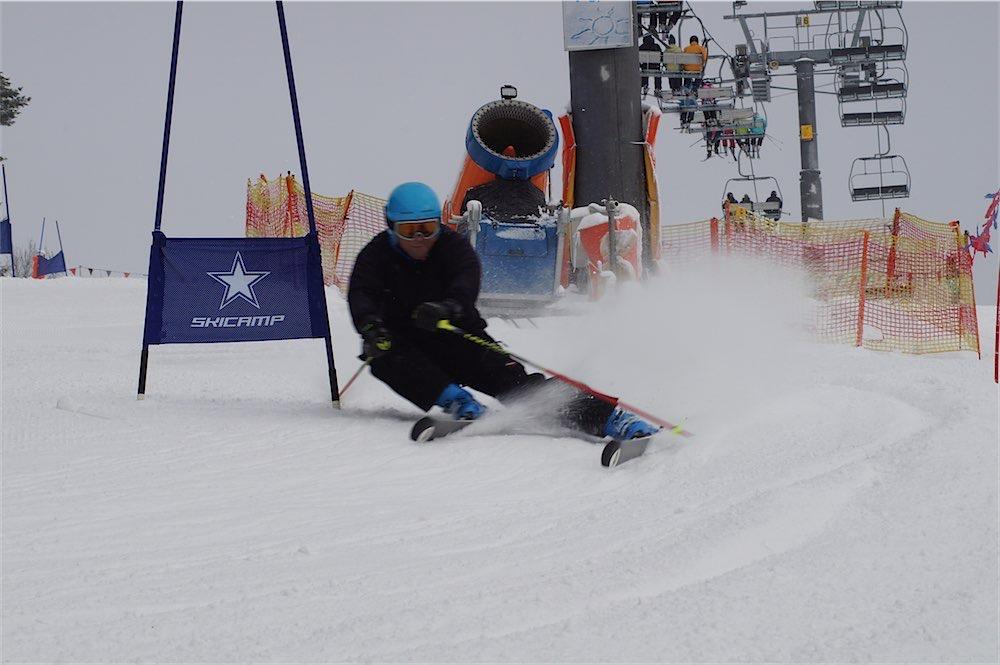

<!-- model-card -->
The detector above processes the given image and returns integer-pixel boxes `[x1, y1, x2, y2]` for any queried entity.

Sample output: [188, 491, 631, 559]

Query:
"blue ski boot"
[435, 383, 486, 421]
[603, 407, 660, 440]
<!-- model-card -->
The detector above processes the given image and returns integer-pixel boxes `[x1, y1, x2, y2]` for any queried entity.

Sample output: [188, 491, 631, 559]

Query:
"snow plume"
[488, 255, 820, 437]
[636, 255, 819, 421]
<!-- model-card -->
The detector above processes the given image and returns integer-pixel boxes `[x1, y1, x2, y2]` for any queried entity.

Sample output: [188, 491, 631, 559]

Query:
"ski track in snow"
[1, 277, 996, 662]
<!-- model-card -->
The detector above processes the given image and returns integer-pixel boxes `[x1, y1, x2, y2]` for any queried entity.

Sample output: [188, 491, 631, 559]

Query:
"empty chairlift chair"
[830, 42, 906, 64]
[829, 26, 908, 66]
[814, 1, 903, 10]
[849, 155, 911, 201]
[827, 10, 908, 65]
[837, 64, 908, 102]
[839, 97, 905, 127]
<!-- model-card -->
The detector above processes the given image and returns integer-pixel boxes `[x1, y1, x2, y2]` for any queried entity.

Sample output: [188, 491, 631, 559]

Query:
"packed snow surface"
[2, 262, 997, 662]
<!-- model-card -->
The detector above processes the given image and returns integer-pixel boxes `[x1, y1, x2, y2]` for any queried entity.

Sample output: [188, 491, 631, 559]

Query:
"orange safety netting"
[660, 206, 980, 355]
[245, 173, 386, 292]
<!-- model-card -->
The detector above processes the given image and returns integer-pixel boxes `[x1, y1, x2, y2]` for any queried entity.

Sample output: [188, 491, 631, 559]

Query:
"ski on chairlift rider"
[347, 181, 660, 441]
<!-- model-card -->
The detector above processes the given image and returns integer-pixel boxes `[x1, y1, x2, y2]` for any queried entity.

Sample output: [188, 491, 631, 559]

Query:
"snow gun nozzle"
[436, 320, 458, 332]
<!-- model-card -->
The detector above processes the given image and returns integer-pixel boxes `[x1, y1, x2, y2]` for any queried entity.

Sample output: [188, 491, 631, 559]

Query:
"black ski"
[601, 436, 652, 468]
[410, 416, 474, 442]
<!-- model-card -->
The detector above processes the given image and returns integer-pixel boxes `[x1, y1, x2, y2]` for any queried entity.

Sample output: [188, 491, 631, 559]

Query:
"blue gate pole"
[2, 164, 14, 277]
[54, 220, 67, 275]
[276, 1, 341, 407]
[138, 0, 183, 399]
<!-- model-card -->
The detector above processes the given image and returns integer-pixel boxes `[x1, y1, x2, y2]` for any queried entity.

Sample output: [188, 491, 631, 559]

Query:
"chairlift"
[636, 1, 684, 15]
[682, 106, 755, 131]
[815, 1, 903, 10]
[830, 43, 906, 64]
[657, 86, 737, 114]
[721, 174, 784, 219]
[837, 63, 908, 102]
[658, 51, 709, 78]
[849, 155, 910, 201]
[825, 6, 908, 63]
[658, 85, 735, 104]
[839, 96, 905, 127]
[635, 1, 695, 50]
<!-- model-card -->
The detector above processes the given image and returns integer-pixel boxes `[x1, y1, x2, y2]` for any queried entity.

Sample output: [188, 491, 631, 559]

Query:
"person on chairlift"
[664, 35, 683, 93]
[765, 190, 783, 221]
[639, 32, 663, 97]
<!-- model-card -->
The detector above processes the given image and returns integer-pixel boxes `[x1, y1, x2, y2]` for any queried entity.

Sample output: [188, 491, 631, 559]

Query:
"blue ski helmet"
[384, 182, 441, 224]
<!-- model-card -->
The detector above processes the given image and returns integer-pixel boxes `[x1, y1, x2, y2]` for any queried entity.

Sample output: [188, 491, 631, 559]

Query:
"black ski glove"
[360, 319, 393, 360]
[412, 299, 462, 331]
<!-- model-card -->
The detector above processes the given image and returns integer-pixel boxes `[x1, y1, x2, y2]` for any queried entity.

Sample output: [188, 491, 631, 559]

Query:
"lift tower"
[563, 1, 650, 267]
[724, 1, 908, 222]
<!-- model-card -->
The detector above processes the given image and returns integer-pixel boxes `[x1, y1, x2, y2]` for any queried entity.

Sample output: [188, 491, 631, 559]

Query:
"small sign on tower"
[562, 1, 634, 51]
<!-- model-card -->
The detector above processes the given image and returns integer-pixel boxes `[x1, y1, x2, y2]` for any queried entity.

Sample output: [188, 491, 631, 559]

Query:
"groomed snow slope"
[2, 262, 997, 662]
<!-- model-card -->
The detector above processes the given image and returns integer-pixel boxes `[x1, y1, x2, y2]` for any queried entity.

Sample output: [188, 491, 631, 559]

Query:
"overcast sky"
[1, 1, 998, 300]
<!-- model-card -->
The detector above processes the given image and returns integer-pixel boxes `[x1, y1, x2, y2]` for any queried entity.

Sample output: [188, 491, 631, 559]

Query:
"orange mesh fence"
[245, 173, 386, 293]
[661, 206, 980, 355]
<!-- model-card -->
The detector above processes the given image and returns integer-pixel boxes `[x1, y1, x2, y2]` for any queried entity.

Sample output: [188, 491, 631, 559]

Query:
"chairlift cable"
[685, 2, 732, 60]
[875, 122, 886, 218]
[748, 153, 760, 203]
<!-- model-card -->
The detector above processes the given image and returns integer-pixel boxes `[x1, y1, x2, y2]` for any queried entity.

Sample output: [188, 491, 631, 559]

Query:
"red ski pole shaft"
[437, 321, 692, 438]
[340, 357, 372, 398]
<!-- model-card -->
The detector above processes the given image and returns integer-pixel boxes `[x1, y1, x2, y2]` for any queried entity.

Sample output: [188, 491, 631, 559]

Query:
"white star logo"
[207, 252, 270, 310]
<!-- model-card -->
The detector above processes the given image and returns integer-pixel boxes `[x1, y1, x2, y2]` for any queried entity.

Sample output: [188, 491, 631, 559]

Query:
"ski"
[411, 417, 657, 468]
[409, 416, 474, 442]
[601, 435, 653, 468]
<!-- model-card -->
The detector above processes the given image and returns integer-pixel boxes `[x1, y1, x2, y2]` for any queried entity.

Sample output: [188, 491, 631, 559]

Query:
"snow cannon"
[445, 86, 567, 315]
[465, 98, 558, 182]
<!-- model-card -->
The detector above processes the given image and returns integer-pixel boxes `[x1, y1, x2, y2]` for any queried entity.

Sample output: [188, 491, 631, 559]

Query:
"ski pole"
[436, 320, 692, 438]
[339, 357, 372, 398]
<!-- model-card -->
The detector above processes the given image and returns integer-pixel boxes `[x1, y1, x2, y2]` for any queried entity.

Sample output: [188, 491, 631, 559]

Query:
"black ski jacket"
[347, 228, 486, 333]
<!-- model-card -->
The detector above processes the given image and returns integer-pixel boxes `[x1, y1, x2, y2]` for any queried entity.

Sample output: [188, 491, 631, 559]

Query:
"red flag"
[986, 191, 999, 224]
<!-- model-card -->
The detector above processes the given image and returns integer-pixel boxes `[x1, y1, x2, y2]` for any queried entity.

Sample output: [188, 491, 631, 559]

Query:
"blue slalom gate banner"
[137, 2, 341, 403]
[143, 231, 329, 345]
[0, 217, 11, 255]
[35, 250, 66, 277]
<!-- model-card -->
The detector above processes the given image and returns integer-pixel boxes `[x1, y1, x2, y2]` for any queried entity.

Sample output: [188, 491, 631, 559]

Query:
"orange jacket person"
[682, 35, 708, 73]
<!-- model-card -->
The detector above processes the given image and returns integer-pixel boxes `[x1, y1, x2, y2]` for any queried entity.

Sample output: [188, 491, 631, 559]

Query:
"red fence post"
[994, 260, 999, 383]
[284, 172, 298, 236]
[856, 231, 870, 347]
[886, 208, 900, 293]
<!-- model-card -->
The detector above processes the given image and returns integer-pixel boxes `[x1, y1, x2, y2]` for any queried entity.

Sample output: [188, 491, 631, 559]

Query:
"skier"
[664, 35, 683, 93]
[682, 35, 708, 89]
[639, 32, 663, 97]
[347, 181, 659, 441]
[765, 190, 783, 221]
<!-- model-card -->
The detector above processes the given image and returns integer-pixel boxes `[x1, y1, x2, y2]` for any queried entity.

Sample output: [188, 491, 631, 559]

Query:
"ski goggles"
[393, 218, 441, 240]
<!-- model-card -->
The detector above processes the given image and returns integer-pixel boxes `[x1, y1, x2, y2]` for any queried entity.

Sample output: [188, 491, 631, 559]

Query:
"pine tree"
[1, 72, 31, 127]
